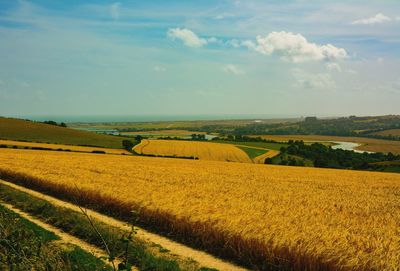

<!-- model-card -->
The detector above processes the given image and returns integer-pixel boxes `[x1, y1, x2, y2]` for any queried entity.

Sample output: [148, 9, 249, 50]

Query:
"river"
[330, 141, 374, 153]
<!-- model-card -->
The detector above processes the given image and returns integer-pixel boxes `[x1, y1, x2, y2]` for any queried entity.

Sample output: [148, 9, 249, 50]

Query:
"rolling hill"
[0, 117, 128, 149]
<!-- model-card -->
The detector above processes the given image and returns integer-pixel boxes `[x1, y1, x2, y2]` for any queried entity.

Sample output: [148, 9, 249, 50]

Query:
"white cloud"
[227, 39, 256, 49]
[167, 28, 209, 48]
[292, 69, 335, 90]
[222, 64, 245, 75]
[226, 39, 241, 48]
[110, 2, 121, 20]
[249, 31, 347, 63]
[396, 17, 400, 21]
[352, 13, 391, 25]
[241, 40, 257, 50]
[153, 66, 166, 72]
[326, 63, 342, 72]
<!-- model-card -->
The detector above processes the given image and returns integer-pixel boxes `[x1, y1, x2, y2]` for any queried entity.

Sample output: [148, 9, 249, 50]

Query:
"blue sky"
[0, 0, 399, 118]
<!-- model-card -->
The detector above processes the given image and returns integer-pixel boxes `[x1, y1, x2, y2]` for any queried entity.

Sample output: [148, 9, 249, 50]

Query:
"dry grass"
[257, 135, 400, 154]
[134, 139, 251, 163]
[0, 139, 130, 154]
[0, 148, 399, 270]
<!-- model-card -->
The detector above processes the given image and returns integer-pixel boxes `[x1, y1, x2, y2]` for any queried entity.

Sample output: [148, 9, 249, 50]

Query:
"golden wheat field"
[134, 139, 251, 163]
[0, 148, 399, 270]
[0, 139, 130, 154]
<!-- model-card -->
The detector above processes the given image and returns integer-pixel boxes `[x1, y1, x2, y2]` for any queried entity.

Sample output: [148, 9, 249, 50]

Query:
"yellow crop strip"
[252, 149, 280, 164]
[0, 148, 399, 270]
[134, 139, 251, 163]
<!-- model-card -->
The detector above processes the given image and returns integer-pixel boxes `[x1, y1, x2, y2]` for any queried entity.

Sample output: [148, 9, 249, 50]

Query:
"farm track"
[0, 201, 129, 270]
[0, 179, 248, 271]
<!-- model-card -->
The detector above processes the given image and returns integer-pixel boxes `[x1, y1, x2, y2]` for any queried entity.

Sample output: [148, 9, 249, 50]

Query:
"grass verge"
[236, 146, 268, 160]
[0, 182, 188, 271]
[214, 140, 287, 151]
[0, 204, 110, 271]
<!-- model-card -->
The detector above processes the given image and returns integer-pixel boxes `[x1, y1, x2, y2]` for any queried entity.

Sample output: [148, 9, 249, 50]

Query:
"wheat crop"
[134, 139, 251, 163]
[0, 148, 399, 270]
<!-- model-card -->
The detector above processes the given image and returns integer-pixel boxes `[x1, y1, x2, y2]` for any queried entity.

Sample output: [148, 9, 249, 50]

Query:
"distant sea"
[10, 114, 299, 123]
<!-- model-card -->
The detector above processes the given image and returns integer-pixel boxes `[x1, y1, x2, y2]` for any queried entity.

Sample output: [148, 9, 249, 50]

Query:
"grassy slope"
[236, 146, 268, 159]
[0, 117, 128, 148]
[0, 183, 199, 271]
[0, 204, 110, 271]
[214, 140, 287, 150]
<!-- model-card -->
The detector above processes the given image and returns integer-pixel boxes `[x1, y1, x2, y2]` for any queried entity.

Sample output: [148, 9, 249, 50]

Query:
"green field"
[214, 140, 288, 150]
[369, 160, 400, 173]
[69, 118, 298, 131]
[0, 117, 130, 149]
[267, 153, 314, 167]
[236, 146, 268, 159]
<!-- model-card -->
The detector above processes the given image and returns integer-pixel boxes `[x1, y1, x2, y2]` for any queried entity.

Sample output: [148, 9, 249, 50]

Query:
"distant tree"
[279, 159, 288, 165]
[135, 135, 143, 142]
[122, 140, 134, 151]
[43, 120, 67, 127]
[264, 158, 273, 164]
[304, 116, 318, 122]
[288, 157, 297, 166]
[43, 120, 58, 126]
[387, 152, 396, 161]
[297, 159, 305, 166]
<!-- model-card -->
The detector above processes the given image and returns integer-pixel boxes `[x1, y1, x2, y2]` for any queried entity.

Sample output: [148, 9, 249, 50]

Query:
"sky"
[0, 0, 400, 119]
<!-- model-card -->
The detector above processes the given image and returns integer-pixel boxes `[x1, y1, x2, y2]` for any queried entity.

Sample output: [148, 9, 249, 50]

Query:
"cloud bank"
[243, 31, 347, 63]
[167, 28, 347, 64]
